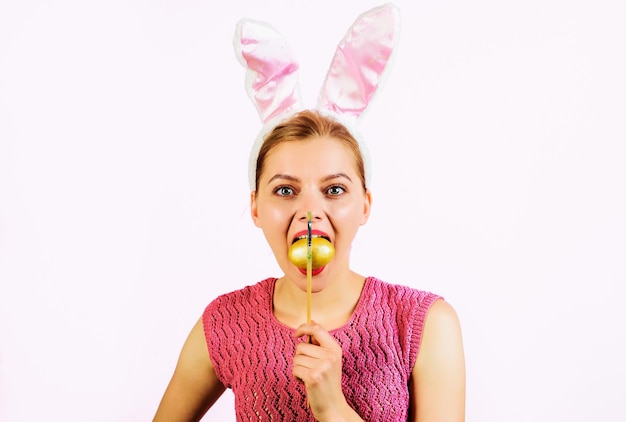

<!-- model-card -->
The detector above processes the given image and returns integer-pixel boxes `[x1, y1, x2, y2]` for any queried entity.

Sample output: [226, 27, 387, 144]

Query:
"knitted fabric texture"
[202, 276, 441, 421]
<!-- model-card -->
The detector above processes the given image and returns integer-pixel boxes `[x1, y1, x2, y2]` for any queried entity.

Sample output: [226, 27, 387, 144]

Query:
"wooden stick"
[306, 211, 312, 328]
[305, 212, 313, 409]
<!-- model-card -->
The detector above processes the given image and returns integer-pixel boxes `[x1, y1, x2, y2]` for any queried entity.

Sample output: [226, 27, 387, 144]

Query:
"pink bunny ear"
[317, 4, 400, 124]
[234, 18, 302, 124]
[235, 4, 401, 191]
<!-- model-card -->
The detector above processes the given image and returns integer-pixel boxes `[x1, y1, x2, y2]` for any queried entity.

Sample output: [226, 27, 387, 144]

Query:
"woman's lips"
[297, 266, 326, 276]
[291, 229, 331, 244]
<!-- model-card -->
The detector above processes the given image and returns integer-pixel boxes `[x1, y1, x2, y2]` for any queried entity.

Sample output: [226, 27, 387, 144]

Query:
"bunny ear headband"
[234, 3, 400, 191]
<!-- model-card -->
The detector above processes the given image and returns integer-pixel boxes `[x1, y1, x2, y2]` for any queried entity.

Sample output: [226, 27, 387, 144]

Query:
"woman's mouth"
[291, 229, 331, 244]
[288, 229, 334, 274]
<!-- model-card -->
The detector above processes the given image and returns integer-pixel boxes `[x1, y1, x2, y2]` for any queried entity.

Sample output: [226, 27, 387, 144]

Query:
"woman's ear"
[250, 191, 262, 228]
[361, 189, 372, 225]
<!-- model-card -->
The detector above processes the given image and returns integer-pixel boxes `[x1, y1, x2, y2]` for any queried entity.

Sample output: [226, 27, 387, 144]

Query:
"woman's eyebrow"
[322, 173, 353, 183]
[267, 173, 353, 184]
[267, 174, 300, 184]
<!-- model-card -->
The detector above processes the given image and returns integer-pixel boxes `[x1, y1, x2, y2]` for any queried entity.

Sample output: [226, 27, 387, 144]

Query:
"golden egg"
[288, 237, 335, 269]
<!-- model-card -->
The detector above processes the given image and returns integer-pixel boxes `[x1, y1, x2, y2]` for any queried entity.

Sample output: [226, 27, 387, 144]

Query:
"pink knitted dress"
[202, 276, 440, 421]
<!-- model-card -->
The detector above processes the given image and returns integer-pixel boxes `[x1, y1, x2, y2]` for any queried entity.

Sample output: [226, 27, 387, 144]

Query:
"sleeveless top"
[202, 276, 441, 421]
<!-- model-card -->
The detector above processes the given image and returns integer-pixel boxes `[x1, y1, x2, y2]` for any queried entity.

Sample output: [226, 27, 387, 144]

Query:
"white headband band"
[233, 3, 400, 191]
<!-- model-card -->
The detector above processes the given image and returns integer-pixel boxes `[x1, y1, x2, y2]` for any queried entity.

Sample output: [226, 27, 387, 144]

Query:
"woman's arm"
[153, 318, 226, 422]
[410, 299, 466, 422]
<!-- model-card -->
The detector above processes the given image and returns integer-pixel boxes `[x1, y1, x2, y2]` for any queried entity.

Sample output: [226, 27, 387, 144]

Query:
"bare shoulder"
[417, 298, 465, 371]
[153, 318, 226, 422]
[422, 299, 463, 345]
[411, 299, 465, 421]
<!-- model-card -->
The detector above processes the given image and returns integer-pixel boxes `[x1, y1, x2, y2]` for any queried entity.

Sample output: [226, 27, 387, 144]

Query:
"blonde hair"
[255, 110, 366, 191]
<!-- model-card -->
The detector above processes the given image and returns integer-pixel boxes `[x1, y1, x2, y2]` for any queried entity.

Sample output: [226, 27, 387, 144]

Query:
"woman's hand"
[292, 321, 362, 422]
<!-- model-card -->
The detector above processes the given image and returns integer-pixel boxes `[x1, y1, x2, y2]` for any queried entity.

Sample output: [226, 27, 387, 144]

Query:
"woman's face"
[251, 136, 371, 292]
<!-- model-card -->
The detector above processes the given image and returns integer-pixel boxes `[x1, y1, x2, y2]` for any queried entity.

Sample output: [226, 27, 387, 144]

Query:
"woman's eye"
[275, 186, 295, 196]
[327, 185, 345, 196]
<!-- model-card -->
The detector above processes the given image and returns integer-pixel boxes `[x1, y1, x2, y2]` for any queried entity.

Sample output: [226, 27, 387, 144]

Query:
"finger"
[292, 352, 318, 370]
[293, 320, 323, 337]
[294, 321, 340, 350]
[292, 351, 320, 384]
[293, 353, 335, 385]
[292, 364, 309, 384]
[295, 341, 333, 360]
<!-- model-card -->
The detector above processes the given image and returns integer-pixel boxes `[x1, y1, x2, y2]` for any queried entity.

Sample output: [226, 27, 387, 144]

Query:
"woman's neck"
[272, 270, 366, 331]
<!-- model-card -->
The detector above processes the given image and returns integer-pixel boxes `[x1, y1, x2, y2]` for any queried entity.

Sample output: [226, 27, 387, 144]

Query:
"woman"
[154, 5, 465, 421]
[153, 111, 465, 422]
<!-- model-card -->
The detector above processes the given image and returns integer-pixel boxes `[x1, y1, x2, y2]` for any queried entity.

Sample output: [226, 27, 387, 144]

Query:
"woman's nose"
[298, 210, 322, 222]
[297, 192, 323, 222]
